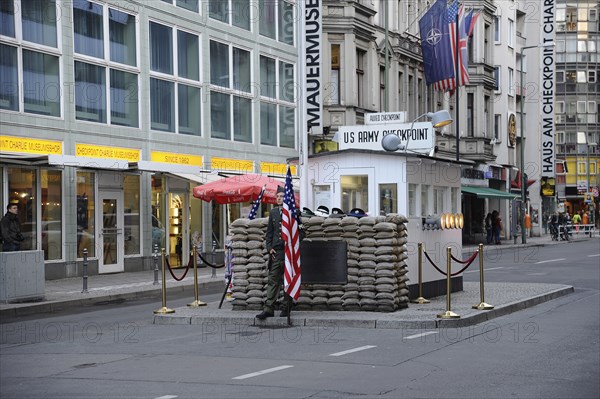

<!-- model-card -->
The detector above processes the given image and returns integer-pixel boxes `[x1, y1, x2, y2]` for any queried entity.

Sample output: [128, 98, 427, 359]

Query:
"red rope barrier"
[165, 257, 192, 281]
[451, 251, 478, 265]
[198, 252, 226, 269]
[424, 250, 478, 276]
[423, 250, 447, 276]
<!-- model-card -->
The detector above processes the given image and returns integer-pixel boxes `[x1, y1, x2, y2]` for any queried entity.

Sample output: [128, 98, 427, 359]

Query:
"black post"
[211, 240, 217, 278]
[81, 248, 89, 293]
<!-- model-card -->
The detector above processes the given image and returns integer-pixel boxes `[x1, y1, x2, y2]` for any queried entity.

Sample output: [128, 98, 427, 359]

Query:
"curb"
[153, 285, 574, 329]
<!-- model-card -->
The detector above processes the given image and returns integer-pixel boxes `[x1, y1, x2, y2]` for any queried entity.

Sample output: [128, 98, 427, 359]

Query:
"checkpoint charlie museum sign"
[337, 121, 435, 154]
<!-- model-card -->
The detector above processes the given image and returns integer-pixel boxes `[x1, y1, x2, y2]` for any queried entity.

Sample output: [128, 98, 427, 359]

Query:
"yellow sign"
[76, 143, 140, 162]
[260, 162, 297, 176]
[151, 151, 203, 166]
[211, 157, 254, 173]
[0, 135, 62, 155]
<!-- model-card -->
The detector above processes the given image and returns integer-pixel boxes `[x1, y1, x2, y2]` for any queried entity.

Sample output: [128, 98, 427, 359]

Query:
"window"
[508, 67, 514, 96]
[73, 2, 139, 126]
[508, 19, 514, 47]
[0, 44, 18, 111]
[341, 175, 369, 212]
[149, 22, 201, 134]
[408, 183, 417, 217]
[162, 0, 199, 12]
[23, 50, 60, 117]
[556, 40, 566, 53]
[588, 70, 596, 83]
[124, 175, 140, 255]
[494, 66, 501, 92]
[420, 185, 429, 216]
[379, 184, 397, 215]
[467, 93, 474, 137]
[209, 0, 251, 30]
[556, 101, 565, 114]
[493, 16, 500, 43]
[329, 43, 341, 105]
[22, 0, 58, 48]
[210, 40, 254, 141]
[556, 71, 565, 83]
[259, 55, 296, 147]
[433, 187, 445, 215]
[494, 114, 501, 141]
[77, 172, 96, 258]
[556, 131, 565, 144]
[8, 168, 37, 252]
[0, 0, 15, 37]
[577, 101, 587, 113]
[41, 169, 62, 261]
[379, 67, 385, 112]
[356, 49, 366, 108]
[451, 187, 459, 213]
[259, 0, 294, 44]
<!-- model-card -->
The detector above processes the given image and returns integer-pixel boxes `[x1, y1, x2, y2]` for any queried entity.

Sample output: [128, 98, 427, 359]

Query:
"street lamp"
[382, 110, 453, 154]
[519, 42, 555, 244]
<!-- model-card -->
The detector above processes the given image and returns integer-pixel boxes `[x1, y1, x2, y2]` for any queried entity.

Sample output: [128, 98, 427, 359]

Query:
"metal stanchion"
[437, 246, 460, 319]
[154, 248, 175, 314]
[411, 242, 430, 304]
[188, 245, 206, 307]
[153, 244, 159, 285]
[472, 243, 494, 310]
[211, 240, 217, 278]
[81, 248, 89, 294]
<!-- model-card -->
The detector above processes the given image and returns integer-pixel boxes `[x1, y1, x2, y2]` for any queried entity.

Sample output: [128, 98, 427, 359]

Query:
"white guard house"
[304, 119, 471, 298]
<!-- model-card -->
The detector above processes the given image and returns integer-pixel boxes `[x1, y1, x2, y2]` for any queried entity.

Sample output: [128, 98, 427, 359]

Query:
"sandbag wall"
[229, 214, 409, 312]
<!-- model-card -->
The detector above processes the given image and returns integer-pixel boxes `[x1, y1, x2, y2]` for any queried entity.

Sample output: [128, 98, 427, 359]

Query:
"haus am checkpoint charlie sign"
[337, 121, 435, 154]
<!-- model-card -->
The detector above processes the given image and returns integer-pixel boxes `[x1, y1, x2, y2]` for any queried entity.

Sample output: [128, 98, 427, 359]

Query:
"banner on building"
[540, 1, 555, 177]
[304, 0, 322, 134]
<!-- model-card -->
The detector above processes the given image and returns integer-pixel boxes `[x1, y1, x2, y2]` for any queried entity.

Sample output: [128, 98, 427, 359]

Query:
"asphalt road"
[1, 240, 598, 399]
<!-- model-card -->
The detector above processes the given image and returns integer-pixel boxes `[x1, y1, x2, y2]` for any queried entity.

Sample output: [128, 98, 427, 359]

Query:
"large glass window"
[73, 0, 104, 59]
[379, 184, 397, 215]
[278, 0, 294, 45]
[150, 22, 173, 74]
[421, 185, 430, 216]
[178, 84, 201, 135]
[178, 31, 199, 81]
[77, 172, 95, 258]
[210, 40, 229, 87]
[124, 175, 140, 255]
[0, 0, 15, 37]
[150, 78, 175, 132]
[75, 61, 106, 123]
[260, 56, 296, 147]
[341, 175, 368, 212]
[22, 0, 57, 48]
[109, 9, 137, 66]
[260, 102, 277, 145]
[279, 106, 295, 148]
[233, 47, 251, 92]
[23, 50, 60, 117]
[110, 69, 139, 127]
[177, 0, 199, 13]
[232, 0, 251, 30]
[8, 168, 37, 252]
[260, 56, 276, 98]
[433, 186, 445, 215]
[41, 169, 62, 261]
[0, 44, 18, 111]
[408, 183, 417, 216]
[211, 91, 231, 139]
[233, 96, 252, 142]
[259, 0, 276, 39]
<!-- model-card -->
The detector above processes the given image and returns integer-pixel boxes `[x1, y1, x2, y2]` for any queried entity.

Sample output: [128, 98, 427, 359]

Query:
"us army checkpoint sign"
[337, 121, 434, 154]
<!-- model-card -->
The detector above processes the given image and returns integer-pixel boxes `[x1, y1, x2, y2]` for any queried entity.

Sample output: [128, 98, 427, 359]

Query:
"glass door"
[98, 190, 124, 273]
[168, 192, 188, 268]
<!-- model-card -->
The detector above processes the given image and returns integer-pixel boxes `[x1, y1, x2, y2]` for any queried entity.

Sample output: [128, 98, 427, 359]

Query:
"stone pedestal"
[0, 250, 45, 303]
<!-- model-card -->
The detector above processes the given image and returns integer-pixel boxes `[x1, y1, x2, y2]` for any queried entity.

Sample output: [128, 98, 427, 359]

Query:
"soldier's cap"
[301, 207, 316, 218]
[277, 186, 284, 193]
[330, 207, 346, 218]
[315, 205, 330, 217]
[349, 208, 367, 218]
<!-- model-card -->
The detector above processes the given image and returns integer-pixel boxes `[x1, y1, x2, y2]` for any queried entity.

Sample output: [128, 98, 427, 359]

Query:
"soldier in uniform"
[256, 186, 290, 320]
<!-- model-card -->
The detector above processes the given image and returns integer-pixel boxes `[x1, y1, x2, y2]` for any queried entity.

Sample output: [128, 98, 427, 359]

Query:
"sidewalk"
[1, 233, 595, 323]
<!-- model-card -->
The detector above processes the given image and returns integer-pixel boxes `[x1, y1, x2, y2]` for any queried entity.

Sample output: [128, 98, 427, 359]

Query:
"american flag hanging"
[281, 165, 301, 300]
[248, 185, 266, 220]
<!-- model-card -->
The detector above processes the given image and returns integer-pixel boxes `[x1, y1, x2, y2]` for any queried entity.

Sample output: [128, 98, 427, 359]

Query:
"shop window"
[341, 175, 368, 213]
[77, 172, 95, 258]
[124, 175, 140, 255]
[408, 184, 417, 217]
[41, 169, 62, 261]
[379, 184, 397, 215]
[8, 168, 37, 251]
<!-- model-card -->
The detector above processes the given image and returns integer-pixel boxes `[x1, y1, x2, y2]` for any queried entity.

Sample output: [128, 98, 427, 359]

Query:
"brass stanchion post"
[411, 242, 430, 304]
[437, 246, 460, 319]
[188, 245, 206, 307]
[472, 243, 494, 310]
[154, 248, 174, 314]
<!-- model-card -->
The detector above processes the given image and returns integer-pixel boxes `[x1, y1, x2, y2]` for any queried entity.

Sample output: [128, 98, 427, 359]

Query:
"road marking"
[464, 266, 504, 274]
[535, 258, 566, 264]
[154, 396, 178, 399]
[329, 345, 377, 357]
[404, 331, 438, 340]
[232, 365, 294, 380]
[588, 254, 600, 257]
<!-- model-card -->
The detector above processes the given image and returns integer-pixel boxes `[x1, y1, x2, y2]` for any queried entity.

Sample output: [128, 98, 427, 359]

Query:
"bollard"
[472, 243, 494, 310]
[211, 240, 217, 278]
[81, 248, 89, 294]
[153, 244, 159, 285]
[154, 248, 175, 314]
[437, 246, 460, 319]
[188, 245, 207, 307]
[411, 242, 430, 304]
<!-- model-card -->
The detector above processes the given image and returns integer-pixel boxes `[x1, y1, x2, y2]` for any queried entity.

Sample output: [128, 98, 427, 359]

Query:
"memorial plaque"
[300, 240, 347, 284]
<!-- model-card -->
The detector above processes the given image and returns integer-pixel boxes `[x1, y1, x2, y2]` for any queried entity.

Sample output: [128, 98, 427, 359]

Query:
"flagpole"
[455, 6, 460, 161]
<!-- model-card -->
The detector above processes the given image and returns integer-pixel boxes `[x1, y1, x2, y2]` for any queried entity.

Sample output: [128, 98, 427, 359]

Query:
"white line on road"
[232, 365, 294, 380]
[535, 258, 566, 264]
[404, 331, 439, 340]
[464, 266, 504, 274]
[588, 254, 600, 257]
[154, 396, 178, 399]
[329, 345, 377, 357]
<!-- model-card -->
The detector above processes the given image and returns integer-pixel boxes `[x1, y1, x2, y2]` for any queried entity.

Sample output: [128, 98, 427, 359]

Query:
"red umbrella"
[192, 173, 299, 205]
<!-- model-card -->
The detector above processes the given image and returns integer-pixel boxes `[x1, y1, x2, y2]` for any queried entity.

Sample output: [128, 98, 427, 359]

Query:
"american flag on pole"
[248, 185, 265, 220]
[281, 165, 301, 300]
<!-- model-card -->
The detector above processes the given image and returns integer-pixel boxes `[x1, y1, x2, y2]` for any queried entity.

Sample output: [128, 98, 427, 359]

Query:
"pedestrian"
[256, 186, 290, 320]
[485, 213, 493, 244]
[491, 210, 501, 244]
[0, 203, 25, 252]
[572, 211, 581, 233]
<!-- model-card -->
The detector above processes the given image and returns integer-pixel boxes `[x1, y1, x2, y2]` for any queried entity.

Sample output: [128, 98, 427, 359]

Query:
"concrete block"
[0, 250, 45, 303]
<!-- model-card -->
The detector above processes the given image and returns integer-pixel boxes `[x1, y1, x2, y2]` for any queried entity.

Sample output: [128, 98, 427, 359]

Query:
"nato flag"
[419, 0, 455, 87]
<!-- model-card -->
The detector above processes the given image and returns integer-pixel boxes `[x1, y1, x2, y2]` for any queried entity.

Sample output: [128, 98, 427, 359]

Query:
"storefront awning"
[461, 186, 519, 199]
